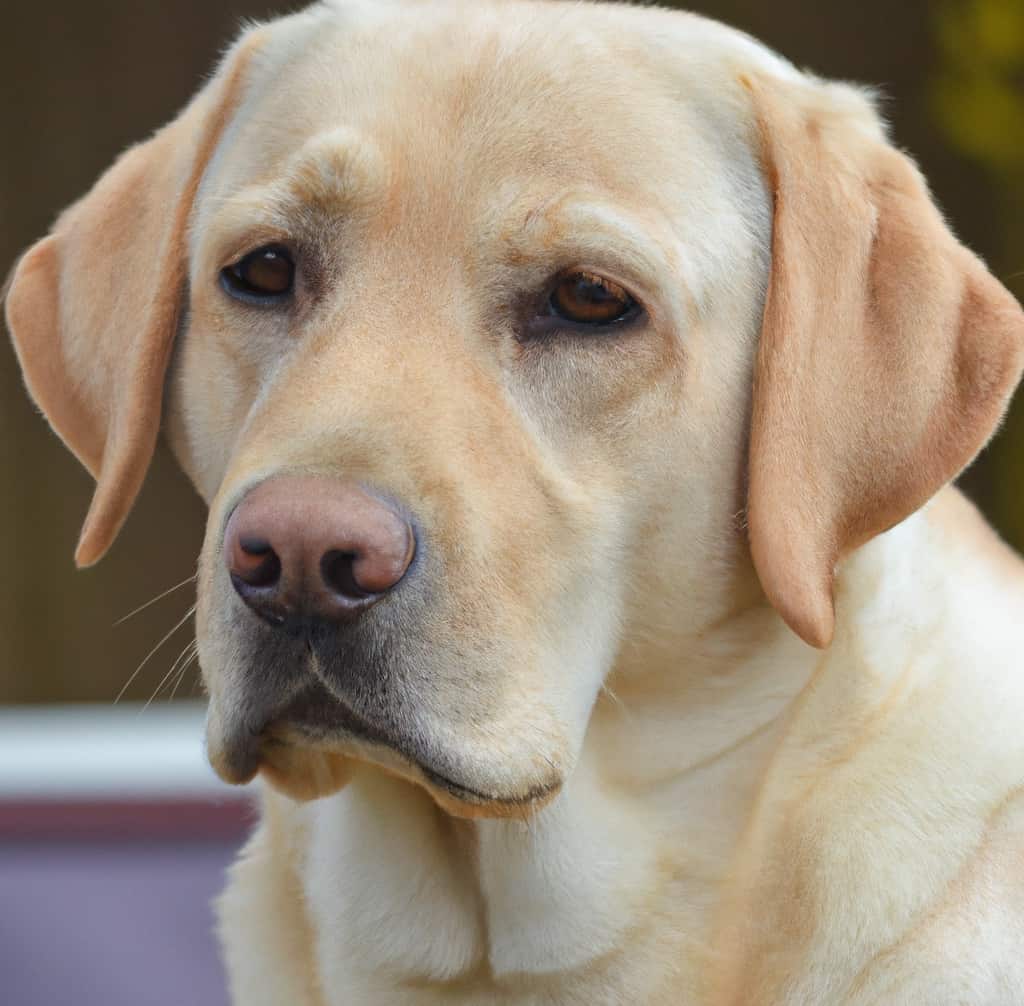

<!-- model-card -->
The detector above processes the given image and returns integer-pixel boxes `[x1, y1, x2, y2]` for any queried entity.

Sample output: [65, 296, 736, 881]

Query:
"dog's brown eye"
[549, 271, 637, 325]
[221, 245, 295, 303]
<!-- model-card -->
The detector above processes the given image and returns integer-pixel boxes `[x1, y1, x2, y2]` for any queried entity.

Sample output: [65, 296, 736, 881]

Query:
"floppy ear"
[3, 32, 261, 568]
[745, 72, 1024, 649]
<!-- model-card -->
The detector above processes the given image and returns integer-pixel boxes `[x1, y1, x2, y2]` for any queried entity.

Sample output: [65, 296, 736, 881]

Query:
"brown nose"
[224, 476, 416, 628]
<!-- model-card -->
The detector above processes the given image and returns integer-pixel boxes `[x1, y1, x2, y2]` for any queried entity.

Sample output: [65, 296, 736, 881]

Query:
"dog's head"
[6, 1, 1023, 815]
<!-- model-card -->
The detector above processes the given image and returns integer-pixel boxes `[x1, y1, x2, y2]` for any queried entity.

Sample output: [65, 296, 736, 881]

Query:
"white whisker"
[167, 640, 201, 703]
[115, 603, 197, 705]
[114, 574, 197, 627]
[145, 636, 199, 710]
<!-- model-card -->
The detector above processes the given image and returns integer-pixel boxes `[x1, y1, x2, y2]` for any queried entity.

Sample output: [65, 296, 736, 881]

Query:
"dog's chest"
[301, 777, 483, 991]
[298, 772, 719, 1005]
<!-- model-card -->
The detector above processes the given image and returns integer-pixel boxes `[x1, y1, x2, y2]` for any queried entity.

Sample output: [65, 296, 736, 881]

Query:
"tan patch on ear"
[745, 73, 1024, 648]
[5, 236, 106, 475]
[4, 30, 265, 568]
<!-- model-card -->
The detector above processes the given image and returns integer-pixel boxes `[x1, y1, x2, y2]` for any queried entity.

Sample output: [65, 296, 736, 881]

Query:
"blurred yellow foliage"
[933, 0, 1024, 171]
[932, 0, 1024, 546]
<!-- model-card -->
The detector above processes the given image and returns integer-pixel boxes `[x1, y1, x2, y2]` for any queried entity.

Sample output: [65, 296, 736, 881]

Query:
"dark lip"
[256, 697, 560, 809]
[415, 762, 562, 808]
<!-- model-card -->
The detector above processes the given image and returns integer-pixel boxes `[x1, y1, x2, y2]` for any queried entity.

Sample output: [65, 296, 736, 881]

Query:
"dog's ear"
[3, 32, 262, 567]
[744, 72, 1024, 649]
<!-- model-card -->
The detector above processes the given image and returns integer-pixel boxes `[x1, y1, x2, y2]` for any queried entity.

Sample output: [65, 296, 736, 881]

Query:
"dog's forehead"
[199, 0, 782, 232]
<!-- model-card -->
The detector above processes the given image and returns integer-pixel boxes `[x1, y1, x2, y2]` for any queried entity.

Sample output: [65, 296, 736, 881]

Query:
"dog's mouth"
[207, 682, 562, 819]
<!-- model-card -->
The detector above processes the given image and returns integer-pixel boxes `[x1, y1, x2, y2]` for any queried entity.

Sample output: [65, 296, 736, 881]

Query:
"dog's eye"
[548, 271, 638, 326]
[221, 245, 295, 303]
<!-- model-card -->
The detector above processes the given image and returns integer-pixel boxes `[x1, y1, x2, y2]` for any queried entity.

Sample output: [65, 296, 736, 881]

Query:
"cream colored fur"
[5, 2, 1024, 1004]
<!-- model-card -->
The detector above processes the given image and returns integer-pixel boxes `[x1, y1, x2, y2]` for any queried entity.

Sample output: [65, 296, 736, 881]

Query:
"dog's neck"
[473, 601, 816, 980]
[286, 586, 819, 1000]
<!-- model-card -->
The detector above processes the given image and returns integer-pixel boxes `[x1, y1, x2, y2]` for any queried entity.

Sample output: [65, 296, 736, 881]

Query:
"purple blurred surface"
[0, 839, 240, 1006]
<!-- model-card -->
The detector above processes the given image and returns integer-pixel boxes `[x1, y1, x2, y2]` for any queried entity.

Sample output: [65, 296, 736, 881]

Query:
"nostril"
[320, 550, 369, 600]
[224, 478, 416, 626]
[233, 536, 282, 588]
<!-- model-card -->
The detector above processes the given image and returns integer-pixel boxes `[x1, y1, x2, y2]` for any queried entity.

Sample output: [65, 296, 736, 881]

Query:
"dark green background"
[2, 1, 1021, 703]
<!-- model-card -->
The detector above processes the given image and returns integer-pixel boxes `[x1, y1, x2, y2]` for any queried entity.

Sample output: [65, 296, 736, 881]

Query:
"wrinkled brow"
[208, 127, 391, 234]
[281, 127, 391, 212]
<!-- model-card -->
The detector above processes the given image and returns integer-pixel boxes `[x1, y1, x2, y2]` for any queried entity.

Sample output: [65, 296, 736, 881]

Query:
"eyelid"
[548, 260, 651, 307]
[215, 231, 296, 272]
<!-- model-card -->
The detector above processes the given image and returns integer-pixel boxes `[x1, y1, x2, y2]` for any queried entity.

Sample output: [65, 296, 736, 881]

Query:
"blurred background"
[0, 1, 1021, 1004]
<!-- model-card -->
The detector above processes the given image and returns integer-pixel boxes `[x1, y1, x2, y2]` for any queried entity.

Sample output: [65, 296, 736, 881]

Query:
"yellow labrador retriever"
[6, 1, 1024, 1003]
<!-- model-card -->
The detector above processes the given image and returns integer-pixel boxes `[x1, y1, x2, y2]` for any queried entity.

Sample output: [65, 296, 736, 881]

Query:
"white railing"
[0, 701, 240, 799]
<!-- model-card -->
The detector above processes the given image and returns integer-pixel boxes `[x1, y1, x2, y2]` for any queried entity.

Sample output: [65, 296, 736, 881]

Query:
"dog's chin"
[262, 732, 563, 818]
[205, 699, 564, 819]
